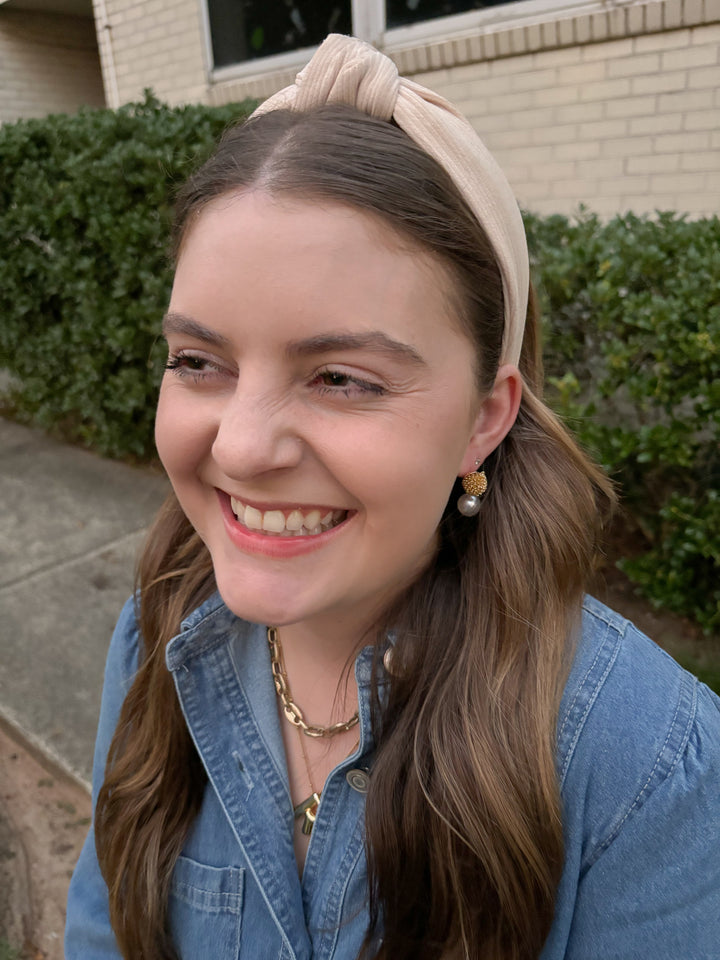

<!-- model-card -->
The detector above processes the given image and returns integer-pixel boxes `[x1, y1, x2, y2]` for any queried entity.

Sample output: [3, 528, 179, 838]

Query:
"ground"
[0, 569, 716, 959]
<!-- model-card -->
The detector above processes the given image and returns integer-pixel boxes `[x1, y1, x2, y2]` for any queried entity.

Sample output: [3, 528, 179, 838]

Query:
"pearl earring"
[457, 461, 488, 517]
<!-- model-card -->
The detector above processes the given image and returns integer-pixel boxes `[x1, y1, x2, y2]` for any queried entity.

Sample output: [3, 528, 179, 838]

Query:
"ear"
[459, 365, 523, 476]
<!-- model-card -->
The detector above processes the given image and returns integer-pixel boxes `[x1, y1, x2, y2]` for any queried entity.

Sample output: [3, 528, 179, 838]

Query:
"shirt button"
[346, 768, 370, 793]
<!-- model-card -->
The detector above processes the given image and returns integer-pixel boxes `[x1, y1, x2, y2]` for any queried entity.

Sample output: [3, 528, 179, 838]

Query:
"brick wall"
[408, 23, 719, 217]
[92, 0, 208, 108]
[0, 9, 104, 123]
[93, 0, 719, 217]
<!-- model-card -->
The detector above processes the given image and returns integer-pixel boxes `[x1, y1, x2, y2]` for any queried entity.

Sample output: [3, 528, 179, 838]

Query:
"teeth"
[262, 510, 286, 533]
[244, 505, 263, 530]
[286, 510, 304, 531]
[303, 510, 321, 530]
[229, 496, 347, 537]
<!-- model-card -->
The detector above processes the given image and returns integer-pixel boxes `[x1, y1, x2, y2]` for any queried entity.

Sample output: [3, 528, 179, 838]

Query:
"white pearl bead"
[457, 493, 482, 516]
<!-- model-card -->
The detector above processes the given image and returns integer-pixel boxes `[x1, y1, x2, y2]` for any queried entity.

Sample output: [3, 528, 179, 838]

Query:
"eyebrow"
[161, 312, 232, 347]
[162, 313, 426, 367]
[286, 332, 426, 367]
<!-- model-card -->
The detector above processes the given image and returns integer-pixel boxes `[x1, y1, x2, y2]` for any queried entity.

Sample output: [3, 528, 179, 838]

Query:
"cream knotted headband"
[252, 34, 528, 366]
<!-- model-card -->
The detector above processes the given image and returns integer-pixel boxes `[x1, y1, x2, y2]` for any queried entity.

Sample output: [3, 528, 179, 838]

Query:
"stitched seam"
[588, 676, 697, 867]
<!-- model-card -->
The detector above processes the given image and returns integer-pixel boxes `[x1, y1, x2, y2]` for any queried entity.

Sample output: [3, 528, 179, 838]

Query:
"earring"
[457, 461, 487, 517]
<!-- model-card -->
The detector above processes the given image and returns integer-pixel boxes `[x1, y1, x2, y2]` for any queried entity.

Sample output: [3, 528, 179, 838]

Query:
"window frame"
[203, 0, 621, 82]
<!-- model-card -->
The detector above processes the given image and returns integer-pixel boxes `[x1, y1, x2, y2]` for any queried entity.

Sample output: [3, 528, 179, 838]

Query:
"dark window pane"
[387, 0, 511, 29]
[208, 1, 352, 69]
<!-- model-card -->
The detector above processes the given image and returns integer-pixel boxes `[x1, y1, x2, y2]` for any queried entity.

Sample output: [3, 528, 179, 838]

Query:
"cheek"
[155, 385, 209, 481]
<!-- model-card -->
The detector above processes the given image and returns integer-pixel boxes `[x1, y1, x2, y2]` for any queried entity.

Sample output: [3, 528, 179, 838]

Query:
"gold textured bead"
[461, 471, 488, 497]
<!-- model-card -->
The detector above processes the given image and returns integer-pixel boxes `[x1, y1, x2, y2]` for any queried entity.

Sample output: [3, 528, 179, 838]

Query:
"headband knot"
[252, 34, 528, 366]
[294, 33, 399, 121]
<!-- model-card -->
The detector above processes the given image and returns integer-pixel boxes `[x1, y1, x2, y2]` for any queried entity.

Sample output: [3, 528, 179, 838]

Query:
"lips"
[228, 495, 348, 538]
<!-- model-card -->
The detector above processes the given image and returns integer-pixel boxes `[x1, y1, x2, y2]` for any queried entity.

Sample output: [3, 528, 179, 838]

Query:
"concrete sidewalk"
[0, 419, 168, 785]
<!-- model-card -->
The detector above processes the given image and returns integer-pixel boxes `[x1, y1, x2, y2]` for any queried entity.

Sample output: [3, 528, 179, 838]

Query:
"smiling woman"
[65, 34, 720, 960]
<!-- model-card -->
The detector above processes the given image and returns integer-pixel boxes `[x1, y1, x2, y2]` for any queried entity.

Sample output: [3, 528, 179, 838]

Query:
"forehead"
[174, 190, 470, 345]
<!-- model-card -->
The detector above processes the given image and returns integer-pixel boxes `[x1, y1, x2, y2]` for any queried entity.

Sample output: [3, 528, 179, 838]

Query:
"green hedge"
[1, 98, 718, 630]
[525, 210, 720, 632]
[0, 92, 254, 459]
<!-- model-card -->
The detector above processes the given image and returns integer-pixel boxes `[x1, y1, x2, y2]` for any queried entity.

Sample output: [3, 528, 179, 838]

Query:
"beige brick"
[644, 1, 664, 33]
[490, 52, 534, 76]
[553, 140, 601, 161]
[486, 90, 535, 113]
[711, 131, 720, 150]
[536, 46, 583, 68]
[597, 175, 650, 196]
[504, 143, 554, 164]
[658, 88, 714, 112]
[691, 24, 720, 45]
[627, 4, 646, 35]
[512, 180, 552, 201]
[623, 194, 676, 212]
[683, 0, 705, 27]
[606, 94, 657, 118]
[689, 66, 720, 91]
[673, 194, 720, 216]
[557, 61, 606, 85]
[629, 112, 684, 135]
[680, 152, 720, 173]
[633, 29, 690, 52]
[509, 106, 555, 129]
[663, 0, 684, 30]
[532, 124, 580, 145]
[555, 101, 604, 124]
[486, 129, 534, 149]
[578, 118, 629, 139]
[448, 61, 491, 84]
[550, 177, 597, 199]
[685, 109, 720, 130]
[583, 37, 634, 62]
[528, 160, 575, 181]
[525, 23, 543, 53]
[631, 71, 687, 95]
[651, 173, 708, 193]
[602, 135, 654, 157]
[607, 7, 627, 39]
[655, 130, 711, 153]
[662, 44, 718, 71]
[510, 67, 557, 92]
[607, 53, 661, 77]
[579, 78, 632, 101]
[498, 162, 531, 182]
[558, 16, 575, 47]
[589, 13, 609, 43]
[574, 14, 592, 44]
[626, 154, 681, 174]
[533, 85, 580, 107]
[576, 158, 624, 179]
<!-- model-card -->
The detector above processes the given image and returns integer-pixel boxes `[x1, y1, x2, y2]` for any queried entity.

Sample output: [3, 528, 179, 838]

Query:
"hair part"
[95, 106, 615, 960]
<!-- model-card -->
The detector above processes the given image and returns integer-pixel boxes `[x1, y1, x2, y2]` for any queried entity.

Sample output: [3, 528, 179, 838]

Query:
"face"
[156, 190, 493, 638]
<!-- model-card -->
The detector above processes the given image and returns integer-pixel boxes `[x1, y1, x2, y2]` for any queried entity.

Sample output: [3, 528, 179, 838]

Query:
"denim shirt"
[66, 594, 720, 959]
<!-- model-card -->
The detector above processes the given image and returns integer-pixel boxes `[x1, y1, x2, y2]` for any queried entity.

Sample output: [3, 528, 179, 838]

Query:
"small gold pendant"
[294, 791, 321, 835]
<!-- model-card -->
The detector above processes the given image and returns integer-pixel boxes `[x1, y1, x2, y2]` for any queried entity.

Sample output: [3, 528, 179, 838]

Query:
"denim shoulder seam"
[558, 612, 620, 790]
[586, 669, 698, 869]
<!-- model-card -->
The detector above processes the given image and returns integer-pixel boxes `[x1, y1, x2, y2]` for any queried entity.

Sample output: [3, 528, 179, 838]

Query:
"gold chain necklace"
[267, 625, 360, 836]
[267, 626, 360, 738]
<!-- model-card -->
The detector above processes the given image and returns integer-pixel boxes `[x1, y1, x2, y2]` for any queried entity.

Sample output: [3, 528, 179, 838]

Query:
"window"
[208, 2, 352, 70]
[205, 0, 587, 76]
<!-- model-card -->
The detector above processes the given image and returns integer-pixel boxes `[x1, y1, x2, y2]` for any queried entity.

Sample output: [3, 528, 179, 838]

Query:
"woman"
[65, 35, 720, 960]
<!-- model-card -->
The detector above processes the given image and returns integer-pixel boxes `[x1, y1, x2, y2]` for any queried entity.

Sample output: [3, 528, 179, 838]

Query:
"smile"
[229, 496, 348, 538]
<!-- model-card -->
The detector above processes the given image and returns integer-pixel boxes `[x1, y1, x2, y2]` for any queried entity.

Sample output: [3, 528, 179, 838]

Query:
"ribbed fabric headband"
[252, 33, 528, 366]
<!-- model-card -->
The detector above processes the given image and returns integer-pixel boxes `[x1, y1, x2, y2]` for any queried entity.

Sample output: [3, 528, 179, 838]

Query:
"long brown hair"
[95, 107, 614, 959]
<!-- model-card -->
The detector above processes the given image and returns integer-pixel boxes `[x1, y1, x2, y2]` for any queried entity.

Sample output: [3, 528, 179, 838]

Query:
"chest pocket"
[169, 855, 244, 959]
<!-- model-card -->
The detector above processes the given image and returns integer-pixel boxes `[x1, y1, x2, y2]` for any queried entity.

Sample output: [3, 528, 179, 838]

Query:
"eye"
[165, 350, 225, 381]
[310, 368, 386, 398]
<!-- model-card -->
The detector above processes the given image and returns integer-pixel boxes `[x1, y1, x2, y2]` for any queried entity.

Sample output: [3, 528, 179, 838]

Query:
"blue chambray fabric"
[66, 594, 720, 959]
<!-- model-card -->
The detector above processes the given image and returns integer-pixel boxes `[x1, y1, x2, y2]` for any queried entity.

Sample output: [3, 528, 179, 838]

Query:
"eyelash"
[165, 352, 386, 398]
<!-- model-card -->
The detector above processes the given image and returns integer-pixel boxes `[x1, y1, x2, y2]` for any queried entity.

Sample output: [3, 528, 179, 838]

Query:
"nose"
[211, 382, 303, 481]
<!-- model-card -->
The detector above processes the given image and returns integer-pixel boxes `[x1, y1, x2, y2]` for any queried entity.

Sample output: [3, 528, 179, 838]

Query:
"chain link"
[267, 626, 360, 738]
